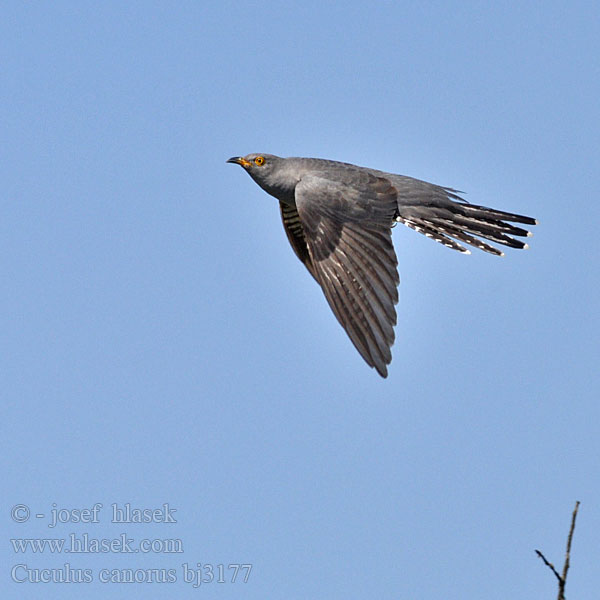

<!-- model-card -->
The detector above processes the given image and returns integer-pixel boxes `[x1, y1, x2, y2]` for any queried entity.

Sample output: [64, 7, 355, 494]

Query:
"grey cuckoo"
[227, 153, 537, 378]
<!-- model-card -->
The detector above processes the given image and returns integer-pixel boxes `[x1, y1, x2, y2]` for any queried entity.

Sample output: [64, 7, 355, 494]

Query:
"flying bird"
[227, 153, 537, 377]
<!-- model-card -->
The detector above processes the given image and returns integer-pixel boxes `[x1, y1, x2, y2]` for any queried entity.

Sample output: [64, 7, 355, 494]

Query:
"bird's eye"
[254, 156, 265, 166]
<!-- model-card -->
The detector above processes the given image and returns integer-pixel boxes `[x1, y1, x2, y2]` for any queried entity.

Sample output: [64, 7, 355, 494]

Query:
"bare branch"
[535, 501, 580, 600]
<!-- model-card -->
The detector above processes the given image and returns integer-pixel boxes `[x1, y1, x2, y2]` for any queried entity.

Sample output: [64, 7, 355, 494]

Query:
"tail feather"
[429, 218, 529, 250]
[396, 192, 537, 255]
[455, 202, 538, 226]
[395, 217, 470, 254]
[424, 219, 518, 255]
[443, 212, 532, 238]
[431, 225, 505, 256]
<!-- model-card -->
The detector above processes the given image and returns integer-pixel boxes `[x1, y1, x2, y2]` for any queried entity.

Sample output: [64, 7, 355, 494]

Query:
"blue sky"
[2, 2, 599, 598]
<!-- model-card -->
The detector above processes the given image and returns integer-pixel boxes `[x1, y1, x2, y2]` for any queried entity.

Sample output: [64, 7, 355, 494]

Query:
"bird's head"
[227, 153, 280, 175]
[227, 153, 297, 202]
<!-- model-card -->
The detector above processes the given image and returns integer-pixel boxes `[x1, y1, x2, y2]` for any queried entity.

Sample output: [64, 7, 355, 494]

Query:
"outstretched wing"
[294, 173, 399, 377]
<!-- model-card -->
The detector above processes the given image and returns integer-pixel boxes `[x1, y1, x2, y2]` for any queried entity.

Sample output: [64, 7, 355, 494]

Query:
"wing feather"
[279, 202, 317, 280]
[294, 174, 399, 377]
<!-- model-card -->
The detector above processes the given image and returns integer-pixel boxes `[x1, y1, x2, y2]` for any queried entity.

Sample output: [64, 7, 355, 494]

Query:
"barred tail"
[396, 194, 537, 256]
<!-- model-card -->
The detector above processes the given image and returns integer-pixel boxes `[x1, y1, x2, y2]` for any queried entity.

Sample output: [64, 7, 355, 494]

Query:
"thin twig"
[535, 549, 561, 581]
[535, 501, 580, 600]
